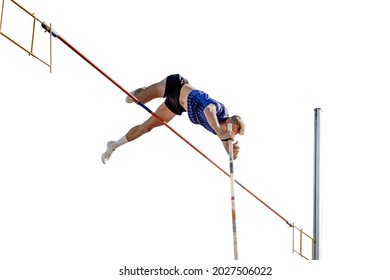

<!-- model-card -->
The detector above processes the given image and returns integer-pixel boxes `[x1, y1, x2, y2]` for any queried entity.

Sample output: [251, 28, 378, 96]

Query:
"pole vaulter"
[40, 22, 293, 227]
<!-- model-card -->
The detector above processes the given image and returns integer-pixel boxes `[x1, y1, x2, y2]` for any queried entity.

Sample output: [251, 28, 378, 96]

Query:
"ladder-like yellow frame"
[292, 223, 315, 260]
[0, 0, 53, 72]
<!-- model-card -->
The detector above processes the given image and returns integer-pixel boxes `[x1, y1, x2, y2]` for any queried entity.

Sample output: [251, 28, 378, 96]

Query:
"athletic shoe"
[125, 87, 146, 103]
[101, 141, 116, 164]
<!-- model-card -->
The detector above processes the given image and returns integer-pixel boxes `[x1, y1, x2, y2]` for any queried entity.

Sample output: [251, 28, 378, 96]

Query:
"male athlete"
[101, 74, 245, 163]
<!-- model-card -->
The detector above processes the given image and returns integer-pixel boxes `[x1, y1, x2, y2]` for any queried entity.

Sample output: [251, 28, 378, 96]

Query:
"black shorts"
[164, 74, 189, 115]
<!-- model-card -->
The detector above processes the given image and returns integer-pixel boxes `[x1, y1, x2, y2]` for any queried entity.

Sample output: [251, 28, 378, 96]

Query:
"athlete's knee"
[141, 79, 166, 100]
[154, 79, 166, 95]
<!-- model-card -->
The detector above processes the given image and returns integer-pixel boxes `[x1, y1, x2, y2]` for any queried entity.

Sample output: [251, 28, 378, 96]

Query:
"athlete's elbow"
[204, 104, 216, 115]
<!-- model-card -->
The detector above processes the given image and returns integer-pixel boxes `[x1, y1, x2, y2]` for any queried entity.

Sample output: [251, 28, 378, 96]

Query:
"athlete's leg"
[126, 78, 167, 104]
[101, 102, 175, 163]
[124, 102, 175, 141]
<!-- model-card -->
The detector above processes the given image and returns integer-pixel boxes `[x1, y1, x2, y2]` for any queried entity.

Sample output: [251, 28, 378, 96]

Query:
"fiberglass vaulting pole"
[41, 22, 293, 228]
[228, 123, 238, 260]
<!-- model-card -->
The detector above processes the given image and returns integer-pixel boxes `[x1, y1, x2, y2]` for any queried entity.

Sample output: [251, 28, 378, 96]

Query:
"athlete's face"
[221, 118, 239, 136]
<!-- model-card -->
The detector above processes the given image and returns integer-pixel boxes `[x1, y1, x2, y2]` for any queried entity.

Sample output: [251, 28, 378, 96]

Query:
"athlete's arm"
[203, 104, 232, 140]
[204, 104, 238, 158]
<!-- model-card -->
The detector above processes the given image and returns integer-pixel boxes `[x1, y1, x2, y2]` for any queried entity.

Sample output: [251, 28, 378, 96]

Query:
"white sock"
[112, 136, 128, 149]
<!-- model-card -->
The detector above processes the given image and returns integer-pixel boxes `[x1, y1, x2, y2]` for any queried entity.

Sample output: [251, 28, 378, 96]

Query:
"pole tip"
[41, 22, 58, 38]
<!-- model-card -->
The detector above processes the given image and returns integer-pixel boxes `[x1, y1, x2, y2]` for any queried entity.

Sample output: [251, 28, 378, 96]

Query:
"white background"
[1, 0, 390, 279]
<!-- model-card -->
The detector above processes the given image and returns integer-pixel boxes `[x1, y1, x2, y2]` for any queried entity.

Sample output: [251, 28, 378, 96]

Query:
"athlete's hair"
[232, 115, 245, 135]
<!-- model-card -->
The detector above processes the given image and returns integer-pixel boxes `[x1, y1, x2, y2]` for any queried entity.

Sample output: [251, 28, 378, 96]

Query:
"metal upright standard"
[228, 123, 238, 260]
[313, 108, 322, 260]
[291, 109, 323, 260]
